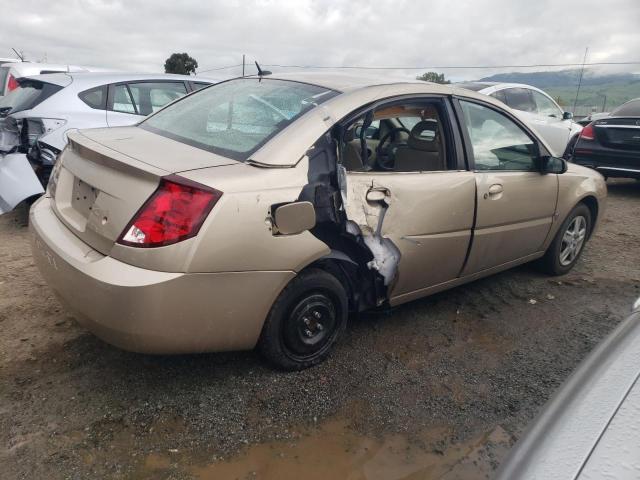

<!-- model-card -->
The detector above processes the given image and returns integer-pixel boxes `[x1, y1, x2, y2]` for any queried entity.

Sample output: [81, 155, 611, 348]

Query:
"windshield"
[611, 99, 640, 117]
[0, 79, 63, 115]
[141, 78, 339, 161]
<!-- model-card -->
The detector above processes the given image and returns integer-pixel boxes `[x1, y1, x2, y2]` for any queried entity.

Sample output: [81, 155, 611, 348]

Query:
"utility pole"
[242, 54, 245, 77]
[572, 47, 589, 114]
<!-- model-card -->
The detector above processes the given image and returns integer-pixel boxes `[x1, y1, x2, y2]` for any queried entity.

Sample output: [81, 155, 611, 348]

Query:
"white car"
[0, 72, 216, 214]
[457, 82, 582, 157]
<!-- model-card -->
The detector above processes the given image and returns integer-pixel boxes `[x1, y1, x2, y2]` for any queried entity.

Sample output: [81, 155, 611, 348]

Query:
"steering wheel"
[375, 126, 411, 170]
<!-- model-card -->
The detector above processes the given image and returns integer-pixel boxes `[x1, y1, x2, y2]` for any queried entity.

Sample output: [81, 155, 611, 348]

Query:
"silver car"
[496, 298, 640, 479]
[457, 82, 583, 157]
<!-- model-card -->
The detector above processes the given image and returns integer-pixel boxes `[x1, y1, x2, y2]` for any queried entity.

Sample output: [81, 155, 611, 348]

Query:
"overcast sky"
[1, 0, 639, 81]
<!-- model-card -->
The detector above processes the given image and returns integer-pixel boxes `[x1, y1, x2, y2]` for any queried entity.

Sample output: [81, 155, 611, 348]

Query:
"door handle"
[484, 184, 503, 199]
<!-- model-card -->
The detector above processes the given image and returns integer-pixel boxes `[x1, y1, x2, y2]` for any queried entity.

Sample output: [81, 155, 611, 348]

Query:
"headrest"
[407, 120, 440, 152]
[344, 126, 356, 142]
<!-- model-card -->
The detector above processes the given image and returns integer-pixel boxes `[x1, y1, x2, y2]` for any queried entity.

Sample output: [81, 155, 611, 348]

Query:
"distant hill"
[477, 69, 640, 112]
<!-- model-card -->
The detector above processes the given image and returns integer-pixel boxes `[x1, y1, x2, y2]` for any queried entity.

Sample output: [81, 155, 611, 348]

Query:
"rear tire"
[257, 269, 348, 370]
[539, 204, 591, 276]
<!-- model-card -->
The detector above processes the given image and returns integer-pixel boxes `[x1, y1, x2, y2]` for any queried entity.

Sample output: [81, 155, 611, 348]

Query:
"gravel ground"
[1, 179, 639, 479]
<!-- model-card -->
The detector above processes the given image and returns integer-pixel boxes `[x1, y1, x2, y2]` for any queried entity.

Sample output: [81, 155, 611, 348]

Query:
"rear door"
[456, 98, 558, 275]
[106, 81, 189, 127]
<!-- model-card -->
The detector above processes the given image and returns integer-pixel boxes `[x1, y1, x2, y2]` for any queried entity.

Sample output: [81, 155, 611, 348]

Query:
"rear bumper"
[0, 153, 44, 214]
[573, 144, 640, 178]
[29, 196, 294, 354]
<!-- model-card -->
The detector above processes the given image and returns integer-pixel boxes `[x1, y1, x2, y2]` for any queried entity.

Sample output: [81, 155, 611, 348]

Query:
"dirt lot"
[1, 180, 639, 480]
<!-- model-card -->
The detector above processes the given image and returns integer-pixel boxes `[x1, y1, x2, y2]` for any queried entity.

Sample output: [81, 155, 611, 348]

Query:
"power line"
[196, 60, 640, 75]
[262, 61, 640, 70]
[197, 63, 243, 74]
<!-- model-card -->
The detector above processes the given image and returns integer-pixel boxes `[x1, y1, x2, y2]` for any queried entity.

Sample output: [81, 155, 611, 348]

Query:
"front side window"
[341, 100, 451, 172]
[531, 90, 562, 118]
[459, 100, 538, 171]
[142, 78, 338, 161]
[504, 88, 536, 113]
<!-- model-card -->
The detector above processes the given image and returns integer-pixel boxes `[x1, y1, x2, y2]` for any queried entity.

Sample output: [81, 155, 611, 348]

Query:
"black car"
[570, 98, 640, 179]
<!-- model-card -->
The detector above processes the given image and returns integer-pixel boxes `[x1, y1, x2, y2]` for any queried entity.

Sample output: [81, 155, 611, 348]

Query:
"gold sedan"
[30, 73, 607, 369]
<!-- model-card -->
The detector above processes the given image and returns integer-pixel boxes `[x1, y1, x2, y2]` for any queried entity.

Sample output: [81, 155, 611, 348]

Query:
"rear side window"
[141, 78, 338, 161]
[504, 88, 536, 113]
[191, 82, 210, 91]
[490, 90, 507, 104]
[78, 85, 107, 110]
[127, 82, 188, 115]
[0, 79, 63, 114]
[612, 99, 640, 117]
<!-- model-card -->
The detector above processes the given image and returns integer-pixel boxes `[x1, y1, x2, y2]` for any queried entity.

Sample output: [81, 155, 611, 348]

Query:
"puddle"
[142, 419, 512, 480]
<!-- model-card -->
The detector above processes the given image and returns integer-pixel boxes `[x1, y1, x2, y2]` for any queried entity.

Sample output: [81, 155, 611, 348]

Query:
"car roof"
[254, 71, 449, 93]
[18, 71, 219, 90]
[242, 72, 527, 166]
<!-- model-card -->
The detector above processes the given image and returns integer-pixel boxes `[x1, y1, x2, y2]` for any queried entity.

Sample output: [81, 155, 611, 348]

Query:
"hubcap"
[283, 293, 337, 358]
[559, 215, 587, 266]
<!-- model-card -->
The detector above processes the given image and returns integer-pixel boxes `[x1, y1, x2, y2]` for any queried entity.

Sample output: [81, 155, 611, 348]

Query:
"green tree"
[164, 53, 198, 75]
[416, 72, 450, 84]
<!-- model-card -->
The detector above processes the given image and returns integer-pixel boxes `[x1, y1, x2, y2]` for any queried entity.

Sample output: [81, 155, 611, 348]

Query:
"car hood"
[75, 126, 239, 174]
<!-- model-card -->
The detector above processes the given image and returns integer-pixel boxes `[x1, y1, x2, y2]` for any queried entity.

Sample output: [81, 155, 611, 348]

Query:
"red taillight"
[118, 175, 222, 248]
[580, 123, 595, 141]
[6, 74, 18, 92]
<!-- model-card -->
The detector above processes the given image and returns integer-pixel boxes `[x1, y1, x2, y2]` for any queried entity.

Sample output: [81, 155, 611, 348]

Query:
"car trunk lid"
[50, 128, 237, 255]
[594, 117, 640, 151]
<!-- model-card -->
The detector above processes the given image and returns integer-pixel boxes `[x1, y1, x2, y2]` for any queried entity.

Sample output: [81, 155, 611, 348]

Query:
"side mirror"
[541, 156, 568, 174]
[562, 111, 573, 121]
[272, 201, 316, 235]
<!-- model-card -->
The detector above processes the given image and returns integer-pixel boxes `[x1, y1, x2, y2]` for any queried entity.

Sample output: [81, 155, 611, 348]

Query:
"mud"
[1, 180, 639, 479]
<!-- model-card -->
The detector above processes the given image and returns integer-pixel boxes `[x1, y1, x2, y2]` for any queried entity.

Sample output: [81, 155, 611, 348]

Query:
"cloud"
[1, 0, 639, 80]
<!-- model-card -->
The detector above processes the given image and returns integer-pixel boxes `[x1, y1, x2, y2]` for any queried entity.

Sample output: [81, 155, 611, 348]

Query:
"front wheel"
[257, 269, 348, 370]
[539, 204, 591, 275]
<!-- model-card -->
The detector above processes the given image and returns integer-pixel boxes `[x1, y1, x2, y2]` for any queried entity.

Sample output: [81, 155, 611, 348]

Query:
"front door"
[456, 99, 558, 275]
[340, 97, 476, 299]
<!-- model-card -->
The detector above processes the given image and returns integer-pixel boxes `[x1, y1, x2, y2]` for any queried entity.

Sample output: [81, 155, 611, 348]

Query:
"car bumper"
[0, 153, 44, 214]
[29, 196, 295, 354]
[573, 146, 640, 179]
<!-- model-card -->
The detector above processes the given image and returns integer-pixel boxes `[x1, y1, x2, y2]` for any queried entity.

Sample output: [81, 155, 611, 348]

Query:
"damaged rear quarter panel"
[179, 158, 332, 274]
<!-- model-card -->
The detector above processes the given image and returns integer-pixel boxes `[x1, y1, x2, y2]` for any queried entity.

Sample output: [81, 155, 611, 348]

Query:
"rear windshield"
[0, 67, 9, 96]
[611, 99, 640, 117]
[141, 78, 339, 161]
[0, 79, 63, 115]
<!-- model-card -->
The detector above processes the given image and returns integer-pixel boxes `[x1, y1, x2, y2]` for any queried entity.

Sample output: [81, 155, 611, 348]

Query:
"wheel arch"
[297, 249, 376, 313]
[579, 195, 599, 238]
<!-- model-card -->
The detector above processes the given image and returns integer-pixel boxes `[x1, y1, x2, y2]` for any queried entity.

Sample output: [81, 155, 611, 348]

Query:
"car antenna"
[255, 61, 272, 77]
